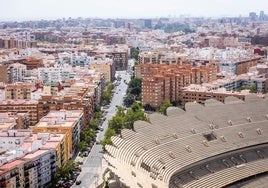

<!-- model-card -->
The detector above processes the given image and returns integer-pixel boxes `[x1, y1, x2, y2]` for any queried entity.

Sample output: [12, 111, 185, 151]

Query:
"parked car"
[97, 126, 104, 131]
[76, 180, 82, 185]
[75, 166, 82, 172]
[83, 151, 89, 157]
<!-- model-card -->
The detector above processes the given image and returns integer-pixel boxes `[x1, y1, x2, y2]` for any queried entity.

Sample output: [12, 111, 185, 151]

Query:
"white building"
[8, 63, 26, 83]
[38, 63, 72, 83]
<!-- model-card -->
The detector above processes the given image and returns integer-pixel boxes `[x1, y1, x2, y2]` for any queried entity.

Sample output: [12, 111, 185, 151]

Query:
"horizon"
[1, 0, 268, 22]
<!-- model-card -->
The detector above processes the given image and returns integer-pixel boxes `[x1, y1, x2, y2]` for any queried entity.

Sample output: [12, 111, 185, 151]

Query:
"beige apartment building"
[181, 84, 245, 105]
[5, 82, 34, 100]
[34, 110, 83, 159]
[89, 60, 115, 83]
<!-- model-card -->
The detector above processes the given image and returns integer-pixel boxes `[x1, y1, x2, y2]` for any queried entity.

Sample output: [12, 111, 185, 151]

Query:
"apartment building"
[139, 64, 217, 108]
[23, 132, 68, 168]
[181, 84, 245, 105]
[34, 110, 83, 159]
[8, 63, 26, 83]
[0, 130, 58, 188]
[138, 51, 183, 65]
[0, 65, 8, 83]
[21, 150, 57, 188]
[142, 75, 170, 108]
[0, 38, 37, 49]
[218, 74, 268, 93]
[37, 84, 94, 128]
[0, 113, 17, 130]
[0, 150, 57, 188]
[89, 58, 115, 83]
[112, 50, 128, 70]
[22, 57, 44, 70]
[0, 100, 38, 126]
[70, 52, 90, 67]
[203, 36, 239, 48]
[220, 57, 262, 75]
[5, 82, 34, 100]
[37, 64, 72, 84]
[69, 69, 106, 107]
[138, 51, 159, 64]
[0, 112, 30, 130]
[40, 133, 68, 168]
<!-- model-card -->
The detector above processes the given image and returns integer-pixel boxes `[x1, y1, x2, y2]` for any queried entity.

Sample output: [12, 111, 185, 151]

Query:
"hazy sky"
[1, 0, 268, 21]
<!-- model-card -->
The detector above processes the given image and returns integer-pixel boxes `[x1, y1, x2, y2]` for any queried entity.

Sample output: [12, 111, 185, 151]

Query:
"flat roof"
[0, 159, 25, 170]
[23, 149, 50, 160]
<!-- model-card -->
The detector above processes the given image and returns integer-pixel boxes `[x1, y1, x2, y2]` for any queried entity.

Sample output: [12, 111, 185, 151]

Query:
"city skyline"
[1, 0, 268, 21]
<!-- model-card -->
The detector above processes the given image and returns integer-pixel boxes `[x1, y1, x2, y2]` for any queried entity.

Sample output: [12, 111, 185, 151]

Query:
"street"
[72, 67, 132, 188]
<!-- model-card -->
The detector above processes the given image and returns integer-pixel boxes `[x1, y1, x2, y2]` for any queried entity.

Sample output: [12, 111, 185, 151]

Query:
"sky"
[0, 0, 268, 21]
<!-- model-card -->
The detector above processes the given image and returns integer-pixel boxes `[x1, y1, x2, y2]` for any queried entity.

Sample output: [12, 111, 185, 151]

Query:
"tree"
[159, 100, 172, 115]
[102, 104, 148, 148]
[80, 127, 95, 144]
[124, 106, 147, 129]
[90, 118, 99, 129]
[95, 110, 103, 119]
[128, 78, 142, 89]
[56, 160, 78, 180]
[105, 128, 116, 138]
[108, 115, 124, 134]
[101, 83, 114, 105]
[129, 86, 141, 96]
[126, 78, 142, 102]
[123, 94, 135, 107]
[101, 90, 112, 105]
[107, 83, 114, 91]
[131, 47, 139, 62]
[101, 128, 116, 150]
[236, 84, 257, 93]
[78, 141, 88, 151]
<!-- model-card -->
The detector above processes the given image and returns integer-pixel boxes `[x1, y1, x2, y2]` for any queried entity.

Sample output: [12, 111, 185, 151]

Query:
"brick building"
[0, 100, 38, 126]
[0, 65, 8, 83]
[137, 64, 217, 108]
[38, 84, 95, 129]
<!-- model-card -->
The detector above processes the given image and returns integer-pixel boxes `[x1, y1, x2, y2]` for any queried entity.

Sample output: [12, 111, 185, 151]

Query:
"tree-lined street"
[72, 68, 132, 188]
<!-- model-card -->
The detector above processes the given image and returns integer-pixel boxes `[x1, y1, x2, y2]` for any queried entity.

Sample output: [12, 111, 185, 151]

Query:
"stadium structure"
[104, 95, 268, 188]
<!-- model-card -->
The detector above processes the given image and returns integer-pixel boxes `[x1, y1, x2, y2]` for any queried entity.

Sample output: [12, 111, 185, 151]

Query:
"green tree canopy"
[129, 78, 142, 89]
[123, 94, 135, 107]
[124, 103, 147, 129]
[101, 128, 116, 150]
[124, 78, 142, 107]
[107, 83, 115, 91]
[103, 103, 148, 149]
[132, 47, 139, 61]
[108, 115, 124, 134]
[159, 100, 172, 115]
[78, 141, 88, 151]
